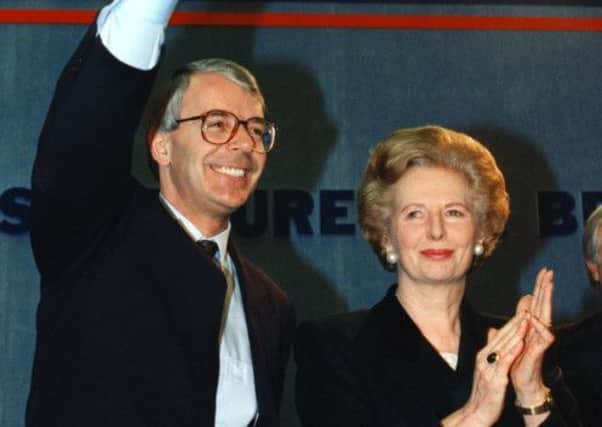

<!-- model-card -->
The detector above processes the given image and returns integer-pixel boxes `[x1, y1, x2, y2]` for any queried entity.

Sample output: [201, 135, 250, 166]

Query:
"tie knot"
[196, 239, 219, 259]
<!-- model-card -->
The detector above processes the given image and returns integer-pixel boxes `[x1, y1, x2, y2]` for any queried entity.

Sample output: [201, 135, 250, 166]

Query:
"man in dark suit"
[27, 1, 294, 426]
[556, 205, 602, 427]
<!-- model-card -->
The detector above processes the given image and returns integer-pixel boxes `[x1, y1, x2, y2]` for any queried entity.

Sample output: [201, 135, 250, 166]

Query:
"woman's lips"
[420, 249, 454, 259]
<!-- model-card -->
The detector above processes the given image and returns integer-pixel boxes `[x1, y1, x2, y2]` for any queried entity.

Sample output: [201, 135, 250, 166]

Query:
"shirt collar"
[159, 194, 230, 265]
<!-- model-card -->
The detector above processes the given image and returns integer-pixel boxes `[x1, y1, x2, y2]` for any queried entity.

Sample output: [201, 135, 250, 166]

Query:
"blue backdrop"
[2, 1, 602, 425]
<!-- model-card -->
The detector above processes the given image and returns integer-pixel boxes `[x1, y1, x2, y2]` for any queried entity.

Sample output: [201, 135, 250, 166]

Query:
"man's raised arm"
[30, 0, 177, 278]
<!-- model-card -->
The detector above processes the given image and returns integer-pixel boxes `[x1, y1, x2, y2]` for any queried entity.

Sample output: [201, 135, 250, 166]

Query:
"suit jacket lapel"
[146, 193, 226, 386]
[357, 288, 481, 421]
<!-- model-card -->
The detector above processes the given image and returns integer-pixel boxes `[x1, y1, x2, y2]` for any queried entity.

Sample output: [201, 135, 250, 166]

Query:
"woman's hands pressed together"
[443, 312, 529, 427]
[443, 268, 556, 427]
[511, 268, 556, 426]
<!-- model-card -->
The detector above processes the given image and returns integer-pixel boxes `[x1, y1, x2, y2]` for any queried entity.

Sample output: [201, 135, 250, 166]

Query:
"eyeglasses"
[175, 109, 276, 153]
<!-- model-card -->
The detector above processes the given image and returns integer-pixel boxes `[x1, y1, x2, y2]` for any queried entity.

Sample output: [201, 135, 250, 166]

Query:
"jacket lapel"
[357, 288, 481, 420]
[144, 192, 226, 388]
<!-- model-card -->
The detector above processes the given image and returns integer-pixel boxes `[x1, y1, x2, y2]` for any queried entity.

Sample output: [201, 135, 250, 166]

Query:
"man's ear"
[586, 260, 600, 283]
[149, 131, 171, 166]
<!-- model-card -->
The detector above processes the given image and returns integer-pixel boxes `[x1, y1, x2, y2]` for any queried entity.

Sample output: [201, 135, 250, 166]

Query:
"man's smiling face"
[153, 72, 266, 231]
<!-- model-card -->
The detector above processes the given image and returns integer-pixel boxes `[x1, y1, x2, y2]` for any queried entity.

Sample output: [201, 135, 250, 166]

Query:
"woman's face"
[383, 165, 480, 287]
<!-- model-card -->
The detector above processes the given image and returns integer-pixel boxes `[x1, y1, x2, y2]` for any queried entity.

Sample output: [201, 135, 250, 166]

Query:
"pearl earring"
[386, 252, 399, 265]
[474, 242, 484, 257]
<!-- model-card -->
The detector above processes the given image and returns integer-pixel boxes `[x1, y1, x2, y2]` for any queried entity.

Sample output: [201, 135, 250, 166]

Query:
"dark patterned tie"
[196, 239, 219, 266]
[196, 239, 233, 338]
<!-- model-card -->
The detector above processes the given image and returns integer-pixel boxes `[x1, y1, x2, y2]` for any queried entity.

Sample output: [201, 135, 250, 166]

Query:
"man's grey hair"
[150, 58, 265, 135]
[583, 205, 602, 265]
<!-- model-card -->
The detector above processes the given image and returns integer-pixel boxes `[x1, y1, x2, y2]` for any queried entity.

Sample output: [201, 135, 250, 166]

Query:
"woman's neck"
[395, 279, 465, 354]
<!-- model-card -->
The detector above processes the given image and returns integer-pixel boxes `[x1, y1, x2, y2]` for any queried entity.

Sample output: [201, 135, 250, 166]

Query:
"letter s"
[0, 187, 32, 234]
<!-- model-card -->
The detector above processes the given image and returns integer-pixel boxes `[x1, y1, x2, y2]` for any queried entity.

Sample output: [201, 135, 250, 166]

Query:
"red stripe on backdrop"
[0, 9, 95, 24]
[1, 9, 602, 31]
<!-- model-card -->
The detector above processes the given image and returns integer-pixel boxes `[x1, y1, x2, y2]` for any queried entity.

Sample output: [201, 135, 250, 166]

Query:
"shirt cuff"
[97, 0, 178, 70]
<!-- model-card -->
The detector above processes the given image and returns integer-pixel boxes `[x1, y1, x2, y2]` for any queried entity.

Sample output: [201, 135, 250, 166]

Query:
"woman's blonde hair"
[358, 125, 509, 269]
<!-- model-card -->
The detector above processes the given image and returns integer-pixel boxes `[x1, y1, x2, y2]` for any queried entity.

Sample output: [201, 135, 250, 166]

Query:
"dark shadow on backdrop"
[462, 127, 558, 318]
[467, 128, 602, 323]
[238, 60, 345, 319]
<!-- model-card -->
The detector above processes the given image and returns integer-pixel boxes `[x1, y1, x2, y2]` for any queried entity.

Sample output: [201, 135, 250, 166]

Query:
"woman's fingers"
[529, 268, 554, 330]
[516, 294, 532, 315]
[531, 268, 546, 316]
[494, 316, 529, 366]
[528, 314, 555, 347]
[480, 314, 528, 371]
[540, 273, 554, 327]
[486, 313, 526, 348]
[510, 312, 555, 398]
[466, 315, 531, 425]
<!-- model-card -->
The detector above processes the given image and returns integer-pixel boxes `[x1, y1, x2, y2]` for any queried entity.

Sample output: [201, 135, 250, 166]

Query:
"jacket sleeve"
[546, 321, 599, 427]
[533, 365, 583, 427]
[31, 23, 159, 281]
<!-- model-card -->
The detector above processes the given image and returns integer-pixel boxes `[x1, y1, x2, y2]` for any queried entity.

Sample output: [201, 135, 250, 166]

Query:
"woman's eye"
[406, 210, 422, 219]
[446, 209, 465, 217]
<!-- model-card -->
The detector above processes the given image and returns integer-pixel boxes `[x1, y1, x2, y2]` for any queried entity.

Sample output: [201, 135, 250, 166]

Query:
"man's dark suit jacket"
[295, 287, 580, 427]
[27, 24, 294, 427]
[556, 311, 602, 427]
